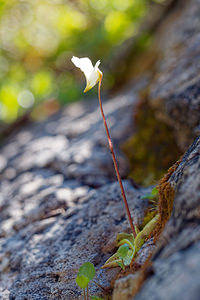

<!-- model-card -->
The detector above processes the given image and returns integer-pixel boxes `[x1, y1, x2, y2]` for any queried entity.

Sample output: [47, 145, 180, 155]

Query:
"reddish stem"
[98, 77, 136, 238]
[83, 288, 86, 300]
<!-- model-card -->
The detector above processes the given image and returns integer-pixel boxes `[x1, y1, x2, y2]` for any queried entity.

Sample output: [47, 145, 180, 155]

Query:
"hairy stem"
[98, 77, 136, 238]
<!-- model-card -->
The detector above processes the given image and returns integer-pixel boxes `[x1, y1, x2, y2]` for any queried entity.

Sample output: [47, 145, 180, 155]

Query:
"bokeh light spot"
[18, 90, 35, 109]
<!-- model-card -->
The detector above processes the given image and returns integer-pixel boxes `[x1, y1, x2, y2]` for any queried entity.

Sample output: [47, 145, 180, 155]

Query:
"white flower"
[71, 56, 102, 92]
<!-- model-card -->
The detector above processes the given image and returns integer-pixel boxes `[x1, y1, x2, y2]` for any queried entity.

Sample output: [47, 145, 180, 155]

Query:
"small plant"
[116, 243, 132, 269]
[72, 57, 160, 270]
[76, 262, 102, 300]
[71, 56, 136, 238]
[102, 214, 158, 269]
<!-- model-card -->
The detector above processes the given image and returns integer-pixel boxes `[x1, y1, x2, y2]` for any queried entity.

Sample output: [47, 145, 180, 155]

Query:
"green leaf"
[141, 186, 158, 200]
[91, 296, 103, 300]
[116, 233, 135, 245]
[151, 187, 158, 195]
[77, 262, 95, 281]
[116, 261, 125, 270]
[117, 243, 129, 259]
[76, 274, 90, 289]
[123, 249, 134, 266]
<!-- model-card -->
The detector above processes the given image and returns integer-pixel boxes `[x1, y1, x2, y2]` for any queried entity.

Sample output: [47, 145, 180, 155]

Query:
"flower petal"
[72, 56, 102, 93]
[94, 60, 100, 70]
[71, 56, 93, 80]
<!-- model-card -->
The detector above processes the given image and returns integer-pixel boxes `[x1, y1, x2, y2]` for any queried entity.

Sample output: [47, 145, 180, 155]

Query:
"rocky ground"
[0, 0, 200, 299]
[0, 80, 151, 299]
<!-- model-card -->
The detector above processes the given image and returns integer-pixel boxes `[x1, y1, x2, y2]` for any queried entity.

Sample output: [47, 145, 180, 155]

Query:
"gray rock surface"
[112, 1, 200, 298]
[6, 182, 150, 300]
[1, 0, 200, 299]
[134, 136, 200, 300]
[113, 274, 139, 300]
[149, 0, 200, 150]
[0, 82, 151, 299]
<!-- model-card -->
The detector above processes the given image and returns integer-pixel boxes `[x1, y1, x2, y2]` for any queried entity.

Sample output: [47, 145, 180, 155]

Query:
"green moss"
[122, 95, 182, 186]
[141, 210, 157, 229]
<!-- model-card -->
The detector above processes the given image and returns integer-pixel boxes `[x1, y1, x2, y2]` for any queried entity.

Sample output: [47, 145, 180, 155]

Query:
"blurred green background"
[0, 0, 162, 123]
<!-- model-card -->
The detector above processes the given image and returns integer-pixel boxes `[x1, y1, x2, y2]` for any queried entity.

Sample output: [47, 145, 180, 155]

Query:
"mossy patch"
[152, 158, 182, 241]
[141, 210, 157, 229]
[122, 93, 182, 186]
[128, 158, 182, 298]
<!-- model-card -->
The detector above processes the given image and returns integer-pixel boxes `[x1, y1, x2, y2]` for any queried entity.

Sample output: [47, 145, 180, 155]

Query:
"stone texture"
[113, 1, 200, 297]
[7, 182, 150, 300]
[1, 0, 200, 299]
[133, 137, 200, 300]
[149, 0, 200, 150]
[0, 82, 151, 299]
[113, 274, 140, 300]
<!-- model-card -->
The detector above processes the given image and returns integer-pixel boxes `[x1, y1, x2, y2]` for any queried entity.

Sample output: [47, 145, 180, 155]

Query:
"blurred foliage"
[0, 0, 162, 123]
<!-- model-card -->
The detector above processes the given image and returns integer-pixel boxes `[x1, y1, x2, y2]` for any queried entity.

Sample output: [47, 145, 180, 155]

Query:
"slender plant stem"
[98, 77, 136, 238]
[86, 286, 89, 300]
[83, 288, 86, 300]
